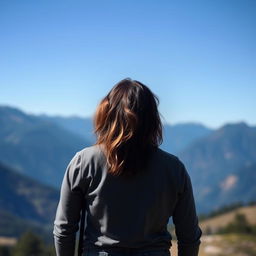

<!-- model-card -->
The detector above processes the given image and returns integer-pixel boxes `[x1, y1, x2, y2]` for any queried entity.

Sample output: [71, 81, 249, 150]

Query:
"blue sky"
[0, 0, 255, 129]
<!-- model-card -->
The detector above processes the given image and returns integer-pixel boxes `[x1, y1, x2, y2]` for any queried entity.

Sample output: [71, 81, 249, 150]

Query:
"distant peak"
[221, 121, 249, 130]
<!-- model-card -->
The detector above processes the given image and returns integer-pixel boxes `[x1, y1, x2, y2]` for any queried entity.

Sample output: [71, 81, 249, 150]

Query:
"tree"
[218, 213, 253, 234]
[0, 246, 11, 256]
[12, 230, 45, 256]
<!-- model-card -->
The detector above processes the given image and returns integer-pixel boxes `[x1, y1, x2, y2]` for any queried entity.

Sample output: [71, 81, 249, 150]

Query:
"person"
[53, 78, 202, 256]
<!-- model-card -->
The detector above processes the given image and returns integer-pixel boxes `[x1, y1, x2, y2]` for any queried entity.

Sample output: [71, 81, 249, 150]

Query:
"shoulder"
[77, 144, 103, 159]
[156, 147, 183, 168]
[75, 144, 106, 175]
[155, 147, 188, 182]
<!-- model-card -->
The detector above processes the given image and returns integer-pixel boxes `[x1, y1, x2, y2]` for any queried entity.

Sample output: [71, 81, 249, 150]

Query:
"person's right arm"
[172, 160, 202, 256]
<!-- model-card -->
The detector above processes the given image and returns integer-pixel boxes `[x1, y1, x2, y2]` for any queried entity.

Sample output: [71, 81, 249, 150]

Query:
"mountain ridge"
[0, 104, 255, 217]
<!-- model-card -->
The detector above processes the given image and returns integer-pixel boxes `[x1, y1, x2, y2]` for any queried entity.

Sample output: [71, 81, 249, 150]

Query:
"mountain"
[1, 104, 255, 215]
[37, 114, 213, 155]
[178, 122, 256, 213]
[37, 114, 96, 144]
[209, 162, 256, 208]
[161, 122, 212, 154]
[0, 209, 49, 240]
[0, 161, 59, 240]
[0, 105, 91, 187]
[0, 161, 59, 225]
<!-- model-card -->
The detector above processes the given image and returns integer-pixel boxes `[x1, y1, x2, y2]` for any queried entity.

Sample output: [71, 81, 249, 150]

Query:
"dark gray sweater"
[53, 144, 202, 256]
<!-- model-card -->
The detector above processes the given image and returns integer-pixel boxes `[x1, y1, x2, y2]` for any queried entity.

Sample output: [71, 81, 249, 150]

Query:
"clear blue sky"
[0, 0, 255, 129]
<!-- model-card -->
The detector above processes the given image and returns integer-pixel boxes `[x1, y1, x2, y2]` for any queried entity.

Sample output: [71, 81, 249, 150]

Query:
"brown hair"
[93, 78, 163, 177]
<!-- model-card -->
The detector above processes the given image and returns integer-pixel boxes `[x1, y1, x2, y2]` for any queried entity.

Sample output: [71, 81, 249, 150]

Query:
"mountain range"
[0, 105, 91, 187]
[37, 113, 213, 154]
[178, 122, 256, 213]
[0, 104, 255, 237]
[0, 161, 59, 240]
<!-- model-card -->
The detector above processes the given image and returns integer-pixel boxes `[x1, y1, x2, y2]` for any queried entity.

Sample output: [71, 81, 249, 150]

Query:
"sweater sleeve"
[53, 151, 86, 256]
[172, 160, 202, 256]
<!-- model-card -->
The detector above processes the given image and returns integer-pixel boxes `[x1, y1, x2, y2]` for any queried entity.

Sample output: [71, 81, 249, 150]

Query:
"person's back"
[53, 78, 202, 256]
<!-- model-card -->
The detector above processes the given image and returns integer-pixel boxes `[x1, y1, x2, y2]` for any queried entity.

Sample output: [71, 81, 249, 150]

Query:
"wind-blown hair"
[93, 78, 163, 177]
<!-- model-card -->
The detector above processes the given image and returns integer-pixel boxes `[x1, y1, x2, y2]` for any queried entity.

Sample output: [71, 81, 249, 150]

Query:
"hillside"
[168, 204, 256, 256]
[0, 209, 50, 241]
[0, 105, 91, 187]
[0, 161, 58, 225]
[178, 121, 256, 213]
[37, 113, 95, 144]
[199, 205, 256, 234]
[161, 122, 212, 154]
[206, 162, 256, 208]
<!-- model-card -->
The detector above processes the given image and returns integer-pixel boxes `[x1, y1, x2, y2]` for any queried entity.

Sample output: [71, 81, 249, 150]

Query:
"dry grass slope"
[199, 205, 256, 233]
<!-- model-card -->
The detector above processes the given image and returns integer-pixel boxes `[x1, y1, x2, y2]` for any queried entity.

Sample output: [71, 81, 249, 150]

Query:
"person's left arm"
[53, 151, 88, 256]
